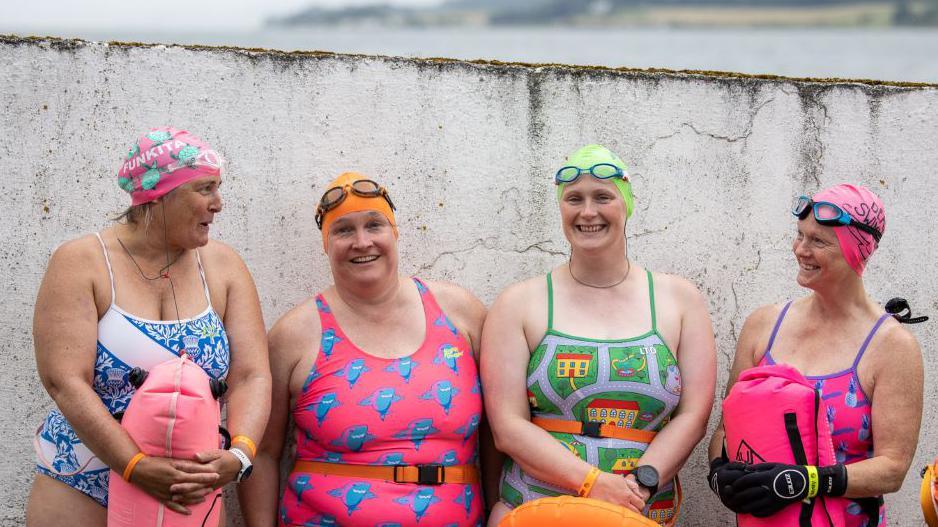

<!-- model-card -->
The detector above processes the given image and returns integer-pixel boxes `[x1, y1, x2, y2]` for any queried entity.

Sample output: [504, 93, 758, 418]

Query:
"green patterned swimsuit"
[499, 270, 682, 526]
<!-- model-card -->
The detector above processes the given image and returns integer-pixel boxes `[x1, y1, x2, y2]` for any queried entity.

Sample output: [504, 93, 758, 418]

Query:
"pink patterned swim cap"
[117, 127, 223, 206]
[812, 183, 886, 276]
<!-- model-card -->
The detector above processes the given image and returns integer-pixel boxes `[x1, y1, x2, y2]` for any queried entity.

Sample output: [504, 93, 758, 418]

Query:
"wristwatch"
[632, 465, 659, 497]
[229, 447, 253, 482]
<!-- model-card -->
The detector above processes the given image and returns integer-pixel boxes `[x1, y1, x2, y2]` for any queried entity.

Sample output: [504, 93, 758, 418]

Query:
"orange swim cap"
[317, 172, 398, 250]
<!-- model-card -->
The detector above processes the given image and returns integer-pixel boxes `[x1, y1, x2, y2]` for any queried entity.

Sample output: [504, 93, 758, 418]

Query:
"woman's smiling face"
[559, 176, 626, 251]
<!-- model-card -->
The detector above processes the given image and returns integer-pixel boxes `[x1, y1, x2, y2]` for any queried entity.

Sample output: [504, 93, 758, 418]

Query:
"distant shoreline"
[269, 1, 938, 28]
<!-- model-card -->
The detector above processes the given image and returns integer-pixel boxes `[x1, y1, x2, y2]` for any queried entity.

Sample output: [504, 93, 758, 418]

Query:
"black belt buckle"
[417, 464, 444, 485]
[392, 464, 445, 485]
[581, 420, 602, 438]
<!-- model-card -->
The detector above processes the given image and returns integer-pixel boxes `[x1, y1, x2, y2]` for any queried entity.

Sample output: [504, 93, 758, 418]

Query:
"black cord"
[200, 493, 222, 527]
[159, 201, 183, 354]
[116, 237, 182, 281]
[885, 297, 929, 324]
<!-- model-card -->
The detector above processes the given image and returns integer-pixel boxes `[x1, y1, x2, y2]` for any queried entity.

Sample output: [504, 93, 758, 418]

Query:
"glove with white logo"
[728, 462, 848, 517]
[708, 458, 749, 512]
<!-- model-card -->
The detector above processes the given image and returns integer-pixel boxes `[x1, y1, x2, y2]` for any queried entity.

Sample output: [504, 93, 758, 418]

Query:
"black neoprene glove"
[708, 458, 750, 512]
[728, 462, 848, 518]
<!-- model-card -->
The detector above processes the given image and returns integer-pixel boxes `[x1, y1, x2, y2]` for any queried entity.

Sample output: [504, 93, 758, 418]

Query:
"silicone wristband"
[232, 435, 256, 457]
[578, 467, 601, 497]
[806, 465, 820, 499]
[122, 452, 146, 482]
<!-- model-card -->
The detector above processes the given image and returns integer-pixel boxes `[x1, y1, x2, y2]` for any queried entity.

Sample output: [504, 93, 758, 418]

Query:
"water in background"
[10, 26, 938, 83]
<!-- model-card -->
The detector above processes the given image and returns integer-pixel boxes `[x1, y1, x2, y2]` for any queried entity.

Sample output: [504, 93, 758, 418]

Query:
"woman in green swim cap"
[481, 144, 717, 526]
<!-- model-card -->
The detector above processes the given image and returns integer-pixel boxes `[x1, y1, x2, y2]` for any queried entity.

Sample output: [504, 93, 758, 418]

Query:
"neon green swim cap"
[556, 144, 634, 218]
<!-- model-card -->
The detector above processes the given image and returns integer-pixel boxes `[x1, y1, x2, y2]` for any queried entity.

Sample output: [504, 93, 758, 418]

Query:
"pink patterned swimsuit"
[760, 301, 887, 527]
[280, 278, 483, 527]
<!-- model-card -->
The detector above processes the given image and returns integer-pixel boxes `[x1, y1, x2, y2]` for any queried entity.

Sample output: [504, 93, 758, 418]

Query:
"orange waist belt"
[292, 460, 479, 485]
[533, 417, 657, 443]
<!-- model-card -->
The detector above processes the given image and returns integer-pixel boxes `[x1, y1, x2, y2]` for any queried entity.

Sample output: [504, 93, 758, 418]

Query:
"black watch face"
[634, 465, 658, 488]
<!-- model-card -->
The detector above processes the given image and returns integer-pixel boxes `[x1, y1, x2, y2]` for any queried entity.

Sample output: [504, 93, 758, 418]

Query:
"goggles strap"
[315, 181, 396, 230]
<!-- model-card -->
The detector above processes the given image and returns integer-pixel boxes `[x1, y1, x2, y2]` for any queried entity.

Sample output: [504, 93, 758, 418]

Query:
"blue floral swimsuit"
[33, 233, 230, 507]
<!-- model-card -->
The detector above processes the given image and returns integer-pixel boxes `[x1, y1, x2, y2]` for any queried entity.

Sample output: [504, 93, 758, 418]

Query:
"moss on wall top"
[2, 33, 936, 91]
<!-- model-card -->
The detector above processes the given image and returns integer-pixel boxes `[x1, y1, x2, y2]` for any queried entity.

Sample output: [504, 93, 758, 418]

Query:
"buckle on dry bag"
[582, 421, 602, 438]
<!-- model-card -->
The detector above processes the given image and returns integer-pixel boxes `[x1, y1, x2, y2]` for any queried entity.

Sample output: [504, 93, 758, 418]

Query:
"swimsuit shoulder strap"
[93, 232, 116, 307]
[646, 270, 657, 331]
[764, 301, 793, 356]
[852, 312, 891, 370]
[194, 250, 212, 306]
[411, 277, 441, 324]
[546, 272, 554, 331]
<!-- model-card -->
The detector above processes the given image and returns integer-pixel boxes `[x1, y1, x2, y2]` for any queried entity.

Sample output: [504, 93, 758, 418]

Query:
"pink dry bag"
[723, 364, 849, 527]
[107, 354, 228, 527]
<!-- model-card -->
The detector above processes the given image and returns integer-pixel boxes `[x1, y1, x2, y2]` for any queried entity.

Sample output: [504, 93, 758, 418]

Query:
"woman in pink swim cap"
[708, 183, 923, 526]
[28, 127, 271, 526]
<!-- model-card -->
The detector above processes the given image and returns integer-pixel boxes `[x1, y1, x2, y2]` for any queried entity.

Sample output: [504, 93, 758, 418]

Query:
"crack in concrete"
[729, 280, 740, 343]
[651, 97, 775, 147]
[631, 227, 669, 239]
[417, 238, 489, 273]
[516, 241, 567, 257]
[417, 238, 565, 273]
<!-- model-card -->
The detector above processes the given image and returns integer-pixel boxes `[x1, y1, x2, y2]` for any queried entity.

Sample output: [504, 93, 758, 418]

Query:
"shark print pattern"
[282, 278, 482, 526]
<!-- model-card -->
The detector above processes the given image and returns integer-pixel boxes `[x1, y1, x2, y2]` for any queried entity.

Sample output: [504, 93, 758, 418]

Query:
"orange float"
[498, 496, 661, 527]
[922, 456, 938, 527]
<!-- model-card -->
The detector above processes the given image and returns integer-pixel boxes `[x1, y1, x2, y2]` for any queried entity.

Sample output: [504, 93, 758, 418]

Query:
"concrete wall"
[1, 35, 935, 526]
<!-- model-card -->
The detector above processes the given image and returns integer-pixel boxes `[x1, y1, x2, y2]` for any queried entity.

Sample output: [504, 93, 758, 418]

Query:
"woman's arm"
[634, 277, 715, 486]
[194, 246, 271, 487]
[839, 324, 923, 497]
[428, 281, 503, 511]
[34, 239, 216, 513]
[239, 301, 313, 527]
[707, 305, 777, 461]
[481, 281, 643, 511]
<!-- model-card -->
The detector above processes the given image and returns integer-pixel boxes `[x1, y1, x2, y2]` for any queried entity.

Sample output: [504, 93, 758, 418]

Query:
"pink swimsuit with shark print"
[760, 301, 887, 527]
[280, 278, 483, 527]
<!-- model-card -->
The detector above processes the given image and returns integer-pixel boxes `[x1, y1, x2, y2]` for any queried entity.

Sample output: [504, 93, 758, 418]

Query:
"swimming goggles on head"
[554, 163, 627, 184]
[315, 179, 396, 229]
[791, 195, 882, 243]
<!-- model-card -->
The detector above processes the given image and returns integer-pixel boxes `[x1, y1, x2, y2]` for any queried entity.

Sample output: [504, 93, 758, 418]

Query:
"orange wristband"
[232, 435, 256, 457]
[122, 452, 146, 482]
[578, 467, 601, 497]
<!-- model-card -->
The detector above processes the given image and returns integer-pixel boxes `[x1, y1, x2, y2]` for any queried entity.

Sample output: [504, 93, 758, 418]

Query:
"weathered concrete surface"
[1, 35, 936, 526]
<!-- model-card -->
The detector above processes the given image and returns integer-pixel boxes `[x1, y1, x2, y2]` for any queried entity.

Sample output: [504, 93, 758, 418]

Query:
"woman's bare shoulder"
[51, 233, 104, 261]
[199, 239, 245, 266]
[743, 303, 787, 331]
[420, 279, 484, 310]
[492, 273, 548, 308]
[44, 233, 109, 284]
[867, 317, 922, 368]
[268, 297, 321, 355]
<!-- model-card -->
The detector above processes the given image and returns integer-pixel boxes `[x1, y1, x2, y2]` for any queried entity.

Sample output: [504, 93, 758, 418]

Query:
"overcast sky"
[0, 0, 444, 31]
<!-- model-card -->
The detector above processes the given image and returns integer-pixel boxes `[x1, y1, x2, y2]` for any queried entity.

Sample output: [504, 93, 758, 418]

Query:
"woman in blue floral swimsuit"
[27, 128, 271, 526]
